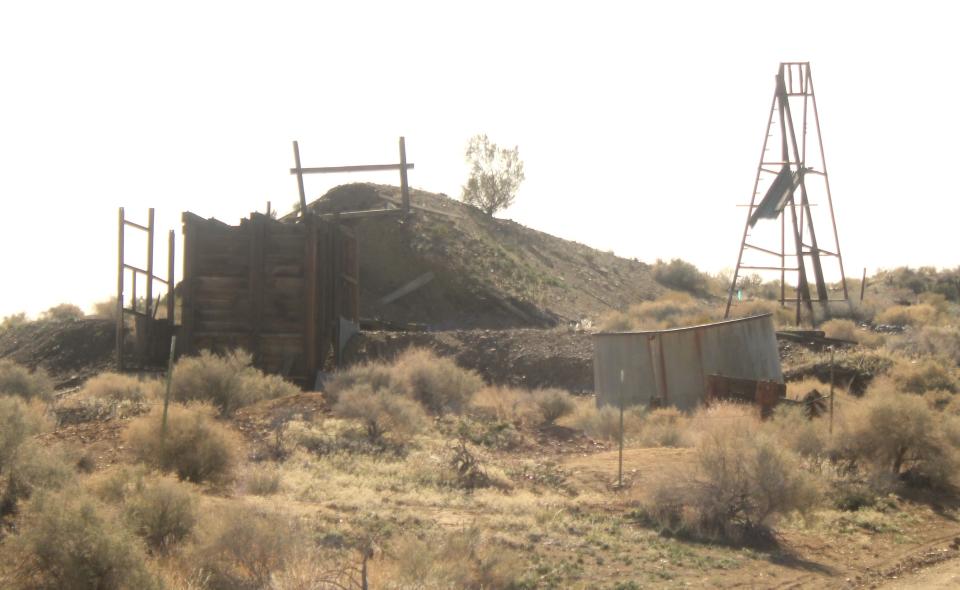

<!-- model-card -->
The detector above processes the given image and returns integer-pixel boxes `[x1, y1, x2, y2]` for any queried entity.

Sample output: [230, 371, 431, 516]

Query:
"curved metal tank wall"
[593, 314, 783, 411]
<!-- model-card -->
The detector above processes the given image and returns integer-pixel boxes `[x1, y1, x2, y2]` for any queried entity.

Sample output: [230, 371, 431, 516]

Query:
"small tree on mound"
[461, 134, 525, 216]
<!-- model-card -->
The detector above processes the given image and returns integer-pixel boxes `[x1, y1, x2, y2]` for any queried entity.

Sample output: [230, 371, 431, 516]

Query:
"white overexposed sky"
[1, 1, 957, 318]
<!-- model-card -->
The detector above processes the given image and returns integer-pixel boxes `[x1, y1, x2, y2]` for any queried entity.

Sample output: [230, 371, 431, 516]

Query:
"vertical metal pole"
[399, 136, 410, 214]
[167, 230, 176, 322]
[618, 369, 625, 488]
[145, 208, 155, 320]
[293, 141, 307, 219]
[116, 208, 125, 371]
[780, 210, 786, 306]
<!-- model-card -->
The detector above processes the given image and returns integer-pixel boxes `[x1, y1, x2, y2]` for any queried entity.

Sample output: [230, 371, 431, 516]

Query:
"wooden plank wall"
[181, 212, 358, 385]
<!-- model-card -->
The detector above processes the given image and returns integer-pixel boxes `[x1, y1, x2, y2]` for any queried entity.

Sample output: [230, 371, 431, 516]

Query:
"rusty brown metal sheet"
[593, 314, 783, 411]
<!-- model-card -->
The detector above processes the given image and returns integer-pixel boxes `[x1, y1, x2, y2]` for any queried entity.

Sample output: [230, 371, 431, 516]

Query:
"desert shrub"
[392, 348, 484, 414]
[39, 303, 85, 322]
[1, 443, 74, 518]
[191, 503, 301, 590]
[1, 489, 160, 590]
[653, 258, 709, 294]
[171, 350, 298, 415]
[821, 318, 858, 341]
[241, 463, 282, 496]
[764, 405, 828, 458]
[332, 385, 427, 444]
[643, 426, 819, 542]
[0, 360, 54, 401]
[470, 386, 539, 427]
[323, 360, 395, 404]
[90, 297, 119, 321]
[638, 407, 691, 448]
[729, 299, 794, 327]
[876, 303, 939, 327]
[889, 358, 958, 394]
[384, 527, 527, 589]
[596, 310, 633, 332]
[125, 403, 241, 485]
[0, 397, 50, 474]
[533, 388, 575, 425]
[833, 390, 960, 488]
[889, 326, 960, 365]
[0, 312, 29, 333]
[124, 474, 198, 551]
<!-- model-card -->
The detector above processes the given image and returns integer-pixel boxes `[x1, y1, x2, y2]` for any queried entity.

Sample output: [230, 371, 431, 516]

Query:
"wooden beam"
[116, 208, 125, 371]
[293, 141, 307, 218]
[289, 163, 415, 175]
[379, 271, 434, 305]
[304, 216, 319, 384]
[399, 136, 410, 213]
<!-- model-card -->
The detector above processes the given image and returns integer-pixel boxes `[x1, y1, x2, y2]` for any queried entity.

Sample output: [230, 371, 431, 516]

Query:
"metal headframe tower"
[724, 62, 848, 325]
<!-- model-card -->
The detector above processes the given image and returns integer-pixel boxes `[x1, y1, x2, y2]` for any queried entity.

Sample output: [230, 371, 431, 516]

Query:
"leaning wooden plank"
[379, 271, 435, 305]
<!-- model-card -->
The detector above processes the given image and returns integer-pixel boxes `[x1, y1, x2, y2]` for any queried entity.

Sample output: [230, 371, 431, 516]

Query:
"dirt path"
[878, 557, 960, 589]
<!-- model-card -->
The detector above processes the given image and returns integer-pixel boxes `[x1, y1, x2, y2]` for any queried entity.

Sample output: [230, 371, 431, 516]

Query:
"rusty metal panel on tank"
[593, 314, 783, 411]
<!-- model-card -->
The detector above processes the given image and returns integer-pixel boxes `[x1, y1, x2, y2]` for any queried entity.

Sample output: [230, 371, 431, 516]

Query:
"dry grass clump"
[323, 360, 396, 404]
[125, 403, 241, 485]
[642, 415, 820, 543]
[333, 385, 428, 445]
[80, 372, 151, 403]
[380, 527, 527, 589]
[0, 360, 54, 402]
[566, 399, 646, 442]
[392, 348, 484, 415]
[598, 292, 713, 331]
[637, 407, 691, 448]
[889, 326, 960, 365]
[889, 358, 958, 394]
[123, 474, 198, 552]
[170, 350, 299, 416]
[327, 349, 483, 417]
[189, 503, 303, 590]
[728, 299, 794, 327]
[764, 405, 829, 458]
[470, 386, 539, 427]
[240, 463, 283, 496]
[821, 318, 858, 341]
[0, 397, 68, 517]
[876, 303, 940, 327]
[0, 489, 161, 590]
[533, 388, 575, 425]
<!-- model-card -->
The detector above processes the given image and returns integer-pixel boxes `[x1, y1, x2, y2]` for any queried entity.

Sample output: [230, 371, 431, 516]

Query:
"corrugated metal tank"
[593, 314, 783, 411]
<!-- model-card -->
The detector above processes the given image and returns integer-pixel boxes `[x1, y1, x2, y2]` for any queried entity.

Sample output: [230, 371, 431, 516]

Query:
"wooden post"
[293, 141, 307, 219]
[829, 347, 835, 436]
[145, 208, 155, 320]
[399, 137, 410, 214]
[161, 335, 177, 443]
[167, 230, 175, 322]
[304, 215, 319, 384]
[116, 208, 125, 371]
[618, 369, 625, 488]
[859, 267, 867, 303]
[249, 215, 266, 362]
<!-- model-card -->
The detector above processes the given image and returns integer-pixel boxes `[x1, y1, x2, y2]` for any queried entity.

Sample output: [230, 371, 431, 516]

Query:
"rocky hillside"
[300, 183, 663, 330]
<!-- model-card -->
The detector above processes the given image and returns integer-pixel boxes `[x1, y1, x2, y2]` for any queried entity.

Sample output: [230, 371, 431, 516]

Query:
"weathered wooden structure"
[179, 212, 359, 386]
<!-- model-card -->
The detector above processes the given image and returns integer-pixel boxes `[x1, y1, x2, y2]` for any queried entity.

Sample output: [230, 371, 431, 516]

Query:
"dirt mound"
[0, 318, 115, 388]
[302, 183, 663, 330]
[345, 328, 595, 391]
